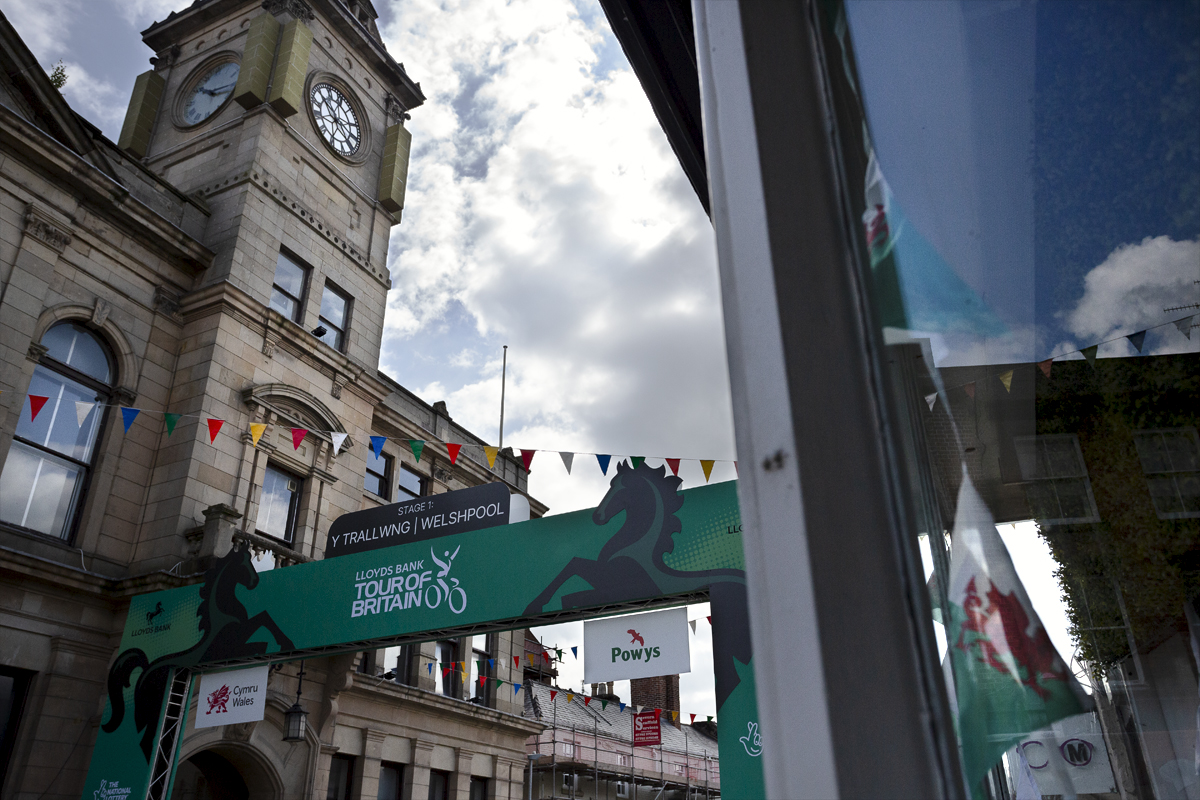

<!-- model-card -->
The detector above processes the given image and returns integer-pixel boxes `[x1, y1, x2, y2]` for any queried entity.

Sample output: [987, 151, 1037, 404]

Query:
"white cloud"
[378, 0, 733, 518]
[112, 0, 194, 28]
[1062, 235, 1200, 350]
[57, 62, 127, 132]
[3, 0, 80, 60]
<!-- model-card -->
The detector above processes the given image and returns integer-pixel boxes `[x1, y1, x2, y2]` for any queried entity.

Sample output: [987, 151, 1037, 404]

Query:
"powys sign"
[583, 607, 690, 683]
[194, 665, 269, 729]
[325, 481, 513, 558]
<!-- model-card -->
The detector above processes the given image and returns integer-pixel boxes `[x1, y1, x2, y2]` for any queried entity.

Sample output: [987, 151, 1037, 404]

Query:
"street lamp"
[526, 752, 540, 800]
[282, 661, 308, 742]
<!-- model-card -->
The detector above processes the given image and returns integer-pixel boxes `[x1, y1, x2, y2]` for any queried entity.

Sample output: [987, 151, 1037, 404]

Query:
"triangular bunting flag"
[690, 713, 696, 723]
[485, 446, 499, 469]
[583, 696, 591, 706]
[165, 414, 181, 437]
[206, 419, 223, 442]
[706, 615, 712, 625]
[520, 449, 535, 471]
[619, 703, 626, 712]
[635, 706, 642, 714]
[666, 458, 681, 476]
[494, 678, 503, 688]
[527, 654, 535, 666]
[514, 656, 521, 669]
[998, 370, 1013, 393]
[291, 428, 307, 449]
[700, 460, 715, 482]
[550, 691, 558, 702]
[630, 456, 645, 469]
[601, 700, 608, 710]
[559, 451, 574, 473]
[514, 683, 522, 695]
[963, 382, 976, 399]
[1080, 344, 1099, 368]
[596, 454, 611, 475]
[1174, 314, 1195, 340]
[555, 648, 563, 661]
[671, 711, 678, 722]
[428, 663, 433, 674]
[370, 436, 386, 458]
[446, 443, 462, 464]
[924, 392, 937, 411]
[570, 646, 577, 659]
[707, 716, 713, 723]
[409, 440, 425, 462]
[1038, 359, 1053, 378]
[543, 652, 550, 664]
[121, 407, 140, 432]
[331, 432, 348, 454]
[75, 401, 94, 427]
[489, 659, 494, 669]
[734, 461, 739, 476]
[443, 667, 451, 677]
[689, 620, 697, 634]
[653, 708, 662, 719]
[1126, 330, 1147, 353]
[28, 395, 48, 421]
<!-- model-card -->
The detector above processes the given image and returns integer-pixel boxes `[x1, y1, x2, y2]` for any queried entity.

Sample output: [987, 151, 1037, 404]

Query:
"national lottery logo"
[351, 546, 467, 618]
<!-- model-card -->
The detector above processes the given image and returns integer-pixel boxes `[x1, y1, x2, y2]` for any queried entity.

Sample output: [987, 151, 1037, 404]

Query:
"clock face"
[311, 83, 361, 157]
[183, 62, 240, 126]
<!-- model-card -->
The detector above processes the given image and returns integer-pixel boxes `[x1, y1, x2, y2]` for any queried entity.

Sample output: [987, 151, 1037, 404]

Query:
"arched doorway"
[170, 745, 281, 800]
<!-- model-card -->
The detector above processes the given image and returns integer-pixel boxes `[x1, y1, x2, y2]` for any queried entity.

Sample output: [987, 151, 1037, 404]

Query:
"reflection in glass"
[836, 0, 1199, 796]
[256, 465, 300, 542]
[270, 253, 307, 321]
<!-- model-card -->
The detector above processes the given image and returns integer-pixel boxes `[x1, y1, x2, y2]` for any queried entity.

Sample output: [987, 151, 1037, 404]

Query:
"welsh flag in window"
[945, 469, 1090, 794]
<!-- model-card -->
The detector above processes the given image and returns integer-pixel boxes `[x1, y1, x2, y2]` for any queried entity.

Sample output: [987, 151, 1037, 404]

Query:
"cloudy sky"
[4, 0, 729, 716]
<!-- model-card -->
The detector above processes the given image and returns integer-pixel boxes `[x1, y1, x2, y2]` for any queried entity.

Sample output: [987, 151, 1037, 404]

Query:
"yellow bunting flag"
[998, 370, 1014, 392]
[250, 423, 267, 446]
[566, 692, 574, 704]
[671, 711, 678, 722]
[700, 460, 715, 482]
[484, 446, 499, 469]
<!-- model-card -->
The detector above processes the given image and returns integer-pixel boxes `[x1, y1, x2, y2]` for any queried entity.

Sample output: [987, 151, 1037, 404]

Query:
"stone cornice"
[0, 104, 213, 273]
[346, 673, 545, 737]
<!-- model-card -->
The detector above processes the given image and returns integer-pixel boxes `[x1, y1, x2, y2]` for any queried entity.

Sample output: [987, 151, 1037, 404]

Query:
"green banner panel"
[81, 463, 763, 798]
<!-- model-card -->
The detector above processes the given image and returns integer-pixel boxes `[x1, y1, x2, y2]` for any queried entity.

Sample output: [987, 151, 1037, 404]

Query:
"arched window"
[0, 323, 114, 541]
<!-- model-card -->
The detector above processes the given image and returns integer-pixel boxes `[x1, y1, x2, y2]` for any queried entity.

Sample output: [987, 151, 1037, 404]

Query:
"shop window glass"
[378, 762, 403, 800]
[428, 770, 449, 800]
[435, 640, 459, 697]
[831, 0, 1200, 796]
[270, 252, 308, 321]
[0, 323, 112, 540]
[468, 777, 488, 800]
[468, 634, 491, 704]
[1133, 429, 1200, 519]
[0, 666, 33, 787]
[365, 450, 391, 499]
[256, 464, 301, 543]
[325, 754, 353, 800]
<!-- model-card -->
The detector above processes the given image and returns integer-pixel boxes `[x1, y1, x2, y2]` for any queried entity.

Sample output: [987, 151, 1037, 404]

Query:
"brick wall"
[630, 675, 680, 728]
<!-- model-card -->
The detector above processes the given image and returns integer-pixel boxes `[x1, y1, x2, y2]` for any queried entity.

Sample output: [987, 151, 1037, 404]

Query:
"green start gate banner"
[82, 462, 765, 799]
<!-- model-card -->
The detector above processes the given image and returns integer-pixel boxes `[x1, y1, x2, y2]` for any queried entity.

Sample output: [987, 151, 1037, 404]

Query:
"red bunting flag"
[653, 708, 662, 719]
[291, 428, 307, 449]
[550, 691, 558, 702]
[666, 458, 681, 476]
[963, 382, 976, 399]
[447, 443, 462, 464]
[543, 652, 550, 664]
[28, 395, 49, 421]
[443, 667, 451, 677]
[207, 419, 224, 442]
[513, 656, 520, 669]
[706, 615, 712, 625]
[583, 696, 591, 706]
[690, 713, 696, 723]
[520, 449, 536, 471]
[1038, 358, 1053, 378]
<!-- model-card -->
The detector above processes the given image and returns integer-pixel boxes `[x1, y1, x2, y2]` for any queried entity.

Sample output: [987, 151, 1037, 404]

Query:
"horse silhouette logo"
[145, 601, 164, 626]
[628, 629, 645, 646]
[102, 548, 294, 761]
[525, 460, 752, 711]
[205, 684, 230, 715]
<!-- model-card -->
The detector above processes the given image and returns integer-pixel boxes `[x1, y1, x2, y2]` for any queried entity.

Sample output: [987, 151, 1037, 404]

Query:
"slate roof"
[523, 681, 719, 756]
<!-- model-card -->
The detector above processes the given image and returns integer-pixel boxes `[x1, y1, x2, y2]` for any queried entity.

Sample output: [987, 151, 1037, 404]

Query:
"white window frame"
[1014, 434, 1101, 524]
[1133, 428, 1200, 519]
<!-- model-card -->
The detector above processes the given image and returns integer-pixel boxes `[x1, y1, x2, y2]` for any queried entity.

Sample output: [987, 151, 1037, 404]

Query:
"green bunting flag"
[164, 413, 180, 436]
[409, 440, 425, 462]
[945, 469, 1088, 793]
[1080, 344, 1099, 368]
[630, 456, 645, 469]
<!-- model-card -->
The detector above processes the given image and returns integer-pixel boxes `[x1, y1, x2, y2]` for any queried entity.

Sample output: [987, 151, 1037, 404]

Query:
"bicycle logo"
[427, 546, 467, 615]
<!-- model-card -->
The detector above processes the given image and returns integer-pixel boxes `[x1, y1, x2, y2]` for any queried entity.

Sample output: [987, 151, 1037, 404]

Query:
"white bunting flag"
[559, 451, 574, 474]
[331, 432, 349, 454]
[925, 392, 938, 411]
[1175, 314, 1195, 340]
[689, 619, 697, 634]
[75, 401, 94, 427]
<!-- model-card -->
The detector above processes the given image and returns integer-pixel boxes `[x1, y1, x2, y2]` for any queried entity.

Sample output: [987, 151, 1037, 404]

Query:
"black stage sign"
[325, 482, 511, 558]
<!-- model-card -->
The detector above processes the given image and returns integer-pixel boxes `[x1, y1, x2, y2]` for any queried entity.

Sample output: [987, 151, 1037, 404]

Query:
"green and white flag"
[946, 469, 1089, 792]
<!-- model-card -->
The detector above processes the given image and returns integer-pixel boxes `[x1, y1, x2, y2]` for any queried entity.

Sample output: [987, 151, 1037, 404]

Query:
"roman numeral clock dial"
[311, 83, 361, 157]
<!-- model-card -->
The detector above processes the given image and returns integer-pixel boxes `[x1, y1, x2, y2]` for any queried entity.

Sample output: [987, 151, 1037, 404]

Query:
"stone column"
[402, 738, 434, 800]
[360, 728, 387, 800]
[449, 748, 475, 800]
[492, 757, 521, 800]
